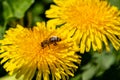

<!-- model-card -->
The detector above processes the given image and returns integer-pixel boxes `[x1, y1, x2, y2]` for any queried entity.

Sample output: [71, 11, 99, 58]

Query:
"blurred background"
[0, 0, 120, 80]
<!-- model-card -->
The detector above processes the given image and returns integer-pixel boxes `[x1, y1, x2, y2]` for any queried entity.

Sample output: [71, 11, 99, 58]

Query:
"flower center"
[62, 1, 111, 31]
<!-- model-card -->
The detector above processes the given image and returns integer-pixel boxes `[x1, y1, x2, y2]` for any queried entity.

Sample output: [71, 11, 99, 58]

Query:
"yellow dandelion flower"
[46, 0, 120, 53]
[0, 22, 81, 80]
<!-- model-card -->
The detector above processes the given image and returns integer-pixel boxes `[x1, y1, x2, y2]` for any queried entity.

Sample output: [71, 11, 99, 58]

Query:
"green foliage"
[3, 0, 34, 20]
[70, 50, 116, 80]
[0, 26, 4, 39]
[108, 0, 120, 9]
[0, 74, 23, 80]
[81, 52, 115, 80]
[0, 0, 35, 39]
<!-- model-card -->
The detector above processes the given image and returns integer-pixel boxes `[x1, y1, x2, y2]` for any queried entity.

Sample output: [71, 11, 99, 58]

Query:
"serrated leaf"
[3, 0, 34, 20]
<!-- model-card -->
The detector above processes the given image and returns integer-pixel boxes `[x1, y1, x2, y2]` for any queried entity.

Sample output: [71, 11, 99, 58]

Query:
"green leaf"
[2, 0, 34, 20]
[0, 26, 4, 39]
[70, 75, 82, 80]
[32, 3, 44, 15]
[0, 74, 24, 80]
[0, 24, 7, 39]
[2, 1, 13, 21]
[95, 53, 115, 70]
[80, 51, 115, 80]
[82, 65, 99, 80]
[42, 0, 53, 3]
[108, 0, 120, 9]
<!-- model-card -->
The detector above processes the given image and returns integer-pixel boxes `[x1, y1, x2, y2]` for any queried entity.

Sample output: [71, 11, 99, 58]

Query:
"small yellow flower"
[46, 0, 120, 53]
[0, 22, 81, 80]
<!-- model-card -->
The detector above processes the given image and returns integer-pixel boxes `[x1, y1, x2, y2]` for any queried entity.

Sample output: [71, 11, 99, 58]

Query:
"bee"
[41, 36, 61, 48]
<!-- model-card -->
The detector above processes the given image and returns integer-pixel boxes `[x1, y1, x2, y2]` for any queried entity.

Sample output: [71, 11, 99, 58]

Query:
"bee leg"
[41, 43, 45, 49]
[48, 44, 50, 49]
[53, 42, 57, 46]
